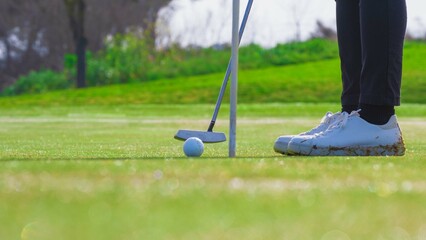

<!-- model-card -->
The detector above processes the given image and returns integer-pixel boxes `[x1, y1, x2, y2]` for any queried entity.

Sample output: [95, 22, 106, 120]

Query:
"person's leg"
[359, 0, 407, 124]
[275, 0, 408, 156]
[336, 0, 362, 114]
[274, 0, 359, 155]
[286, 0, 407, 156]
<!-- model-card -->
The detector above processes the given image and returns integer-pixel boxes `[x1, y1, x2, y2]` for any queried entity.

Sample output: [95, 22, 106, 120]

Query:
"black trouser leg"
[359, 0, 407, 106]
[336, 0, 362, 111]
[336, 0, 407, 124]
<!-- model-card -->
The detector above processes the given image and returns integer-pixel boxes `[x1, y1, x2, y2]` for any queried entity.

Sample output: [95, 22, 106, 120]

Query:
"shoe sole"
[288, 141, 406, 156]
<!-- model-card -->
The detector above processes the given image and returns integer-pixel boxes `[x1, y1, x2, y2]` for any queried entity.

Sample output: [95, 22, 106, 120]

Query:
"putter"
[174, 0, 253, 143]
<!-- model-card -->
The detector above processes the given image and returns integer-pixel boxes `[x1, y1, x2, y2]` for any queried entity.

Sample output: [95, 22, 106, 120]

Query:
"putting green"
[0, 103, 425, 240]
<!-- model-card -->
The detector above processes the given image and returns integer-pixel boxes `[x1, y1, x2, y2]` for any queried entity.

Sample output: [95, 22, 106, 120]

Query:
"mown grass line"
[0, 103, 425, 118]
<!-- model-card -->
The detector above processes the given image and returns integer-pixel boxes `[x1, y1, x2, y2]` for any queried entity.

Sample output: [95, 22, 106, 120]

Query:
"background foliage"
[1, 37, 339, 96]
[0, 0, 172, 89]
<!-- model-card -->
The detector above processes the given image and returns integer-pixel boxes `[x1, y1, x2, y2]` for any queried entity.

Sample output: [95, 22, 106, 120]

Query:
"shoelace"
[306, 111, 341, 134]
[316, 110, 361, 136]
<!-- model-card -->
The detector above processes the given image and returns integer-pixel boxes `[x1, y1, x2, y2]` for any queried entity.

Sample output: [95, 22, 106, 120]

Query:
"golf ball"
[183, 137, 204, 157]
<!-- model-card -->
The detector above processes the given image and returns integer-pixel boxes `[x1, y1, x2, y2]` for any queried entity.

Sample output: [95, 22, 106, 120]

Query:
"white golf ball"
[183, 137, 204, 157]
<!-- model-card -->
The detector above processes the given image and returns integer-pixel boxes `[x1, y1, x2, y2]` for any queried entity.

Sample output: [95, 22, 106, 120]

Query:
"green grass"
[0, 103, 426, 240]
[1, 41, 425, 106]
[0, 41, 425, 239]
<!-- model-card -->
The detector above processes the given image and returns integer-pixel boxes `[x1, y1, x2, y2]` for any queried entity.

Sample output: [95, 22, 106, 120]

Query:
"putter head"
[174, 130, 226, 143]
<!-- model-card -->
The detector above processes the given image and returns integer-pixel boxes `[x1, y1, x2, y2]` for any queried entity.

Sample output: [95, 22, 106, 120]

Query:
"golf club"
[174, 0, 253, 143]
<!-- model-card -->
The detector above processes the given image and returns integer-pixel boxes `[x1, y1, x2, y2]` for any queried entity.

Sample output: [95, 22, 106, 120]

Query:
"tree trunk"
[76, 35, 86, 88]
[64, 0, 87, 88]
[75, 0, 86, 88]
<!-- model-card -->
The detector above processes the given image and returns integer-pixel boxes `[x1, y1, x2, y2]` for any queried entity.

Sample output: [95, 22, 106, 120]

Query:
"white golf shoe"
[287, 110, 405, 156]
[274, 111, 343, 154]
